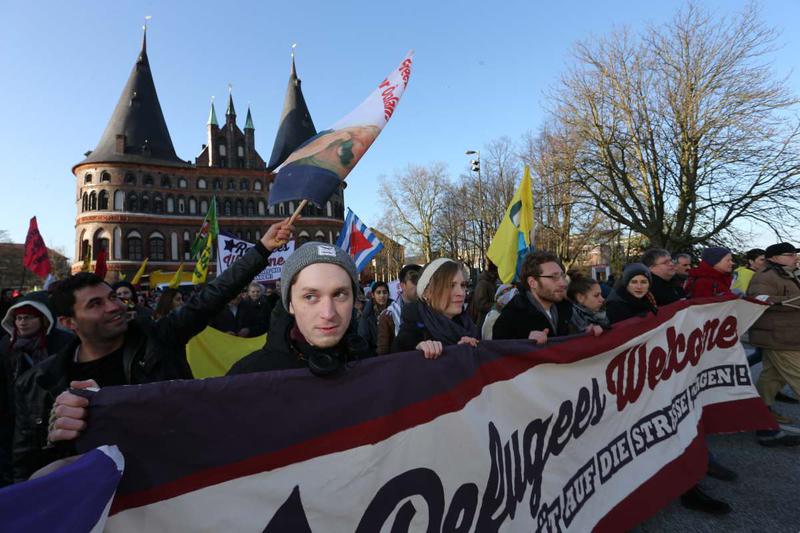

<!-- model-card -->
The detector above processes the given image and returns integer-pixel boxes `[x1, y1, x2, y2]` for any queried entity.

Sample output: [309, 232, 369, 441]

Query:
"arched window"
[253, 180, 263, 192]
[89, 191, 97, 210]
[314, 231, 325, 242]
[183, 231, 191, 260]
[218, 144, 226, 156]
[98, 190, 109, 210]
[234, 199, 244, 216]
[178, 177, 187, 189]
[113, 227, 122, 259]
[170, 232, 179, 260]
[149, 233, 165, 261]
[140, 193, 150, 212]
[100, 171, 111, 182]
[114, 190, 125, 210]
[166, 194, 175, 213]
[127, 192, 138, 212]
[189, 197, 197, 214]
[200, 199, 209, 214]
[237, 146, 244, 157]
[93, 229, 110, 261]
[161, 176, 172, 188]
[288, 202, 294, 213]
[326, 201, 333, 217]
[84, 173, 92, 184]
[227, 179, 236, 191]
[257, 200, 265, 216]
[177, 196, 186, 214]
[255, 230, 262, 241]
[213, 179, 222, 191]
[144, 175, 154, 186]
[278, 204, 285, 216]
[125, 173, 136, 185]
[127, 231, 143, 261]
[246, 230, 252, 241]
[223, 199, 232, 216]
[197, 178, 207, 189]
[153, 193, 164, 214]
[81, 192, 88, 212]
[297, 230, 310, 246]
[240, 179, 249, 191]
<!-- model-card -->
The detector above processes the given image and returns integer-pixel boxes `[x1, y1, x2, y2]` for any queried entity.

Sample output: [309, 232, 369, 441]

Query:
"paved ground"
[634, 362, 800, 533]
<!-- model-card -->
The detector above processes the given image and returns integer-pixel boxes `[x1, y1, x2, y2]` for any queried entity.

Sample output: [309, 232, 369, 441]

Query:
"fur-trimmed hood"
[1, 291, 55, 336]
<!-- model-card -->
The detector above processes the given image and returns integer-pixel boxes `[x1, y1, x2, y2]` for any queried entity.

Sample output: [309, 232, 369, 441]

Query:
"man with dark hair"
[672, 253, 692, 289]
[376, 264, 422, 354]
[642, 248, 686, 305]
[732, 248, 766, 294]
[13, 220, 294, 481]
[492, 251, 576, 343]
[469, 261, 499, 329]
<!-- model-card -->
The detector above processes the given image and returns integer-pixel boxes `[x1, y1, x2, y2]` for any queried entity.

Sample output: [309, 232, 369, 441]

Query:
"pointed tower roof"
[207, 98, 218, 127]
[245, 106, 254, 130]
[267, 49, 317, 171]
[226, 88, 236, 117]
[75, 28, 188, 168]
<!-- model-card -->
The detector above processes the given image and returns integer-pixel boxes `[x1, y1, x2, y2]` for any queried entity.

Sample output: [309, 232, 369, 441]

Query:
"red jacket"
[684, 261, 734, 298]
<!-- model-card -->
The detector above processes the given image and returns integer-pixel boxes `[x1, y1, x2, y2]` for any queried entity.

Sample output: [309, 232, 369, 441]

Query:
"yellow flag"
[81, 251, 91, 272]
[118, 272, 127, 281]
[130, 258, 149, 285]
[487, 166, 534, 283]
[167, 263, 184, 289]
[192, 236, 213, 284]
[186, 326, 267, 378]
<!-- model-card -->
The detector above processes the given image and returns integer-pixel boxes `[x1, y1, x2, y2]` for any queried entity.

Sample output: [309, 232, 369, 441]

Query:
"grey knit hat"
[280, 242, 359, 309]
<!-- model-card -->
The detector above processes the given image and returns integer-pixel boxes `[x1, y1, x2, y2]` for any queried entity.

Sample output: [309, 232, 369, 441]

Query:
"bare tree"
[378, 163, 450, 262]
[552, 2, 800, 250]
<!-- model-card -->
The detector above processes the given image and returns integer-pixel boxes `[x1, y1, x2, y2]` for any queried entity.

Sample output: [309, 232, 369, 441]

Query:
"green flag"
[190, 197, 219, 259]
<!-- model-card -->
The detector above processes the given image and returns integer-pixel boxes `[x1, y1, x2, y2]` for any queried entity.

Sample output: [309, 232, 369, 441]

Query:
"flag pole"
[287, 199, 307, 226]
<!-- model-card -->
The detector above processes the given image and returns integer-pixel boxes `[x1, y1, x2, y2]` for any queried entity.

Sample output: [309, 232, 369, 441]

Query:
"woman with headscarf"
[0, 291, 73, 486]
[358, 281, 392, 353]
[605, 264, 658, 324]
[393, 258, 479, 358]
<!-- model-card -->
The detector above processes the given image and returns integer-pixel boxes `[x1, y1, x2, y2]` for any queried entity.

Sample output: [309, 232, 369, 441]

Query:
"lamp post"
[465, 149, 485, 270]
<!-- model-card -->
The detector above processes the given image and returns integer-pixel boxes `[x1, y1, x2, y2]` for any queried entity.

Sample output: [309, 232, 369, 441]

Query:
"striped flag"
[335, 208, 383, 273]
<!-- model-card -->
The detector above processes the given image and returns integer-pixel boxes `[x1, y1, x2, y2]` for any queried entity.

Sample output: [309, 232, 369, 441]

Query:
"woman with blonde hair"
[393, 258, 479, 358]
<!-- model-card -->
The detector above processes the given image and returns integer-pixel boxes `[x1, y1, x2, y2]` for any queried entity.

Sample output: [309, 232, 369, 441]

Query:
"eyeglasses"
[536, 273, 568, 280]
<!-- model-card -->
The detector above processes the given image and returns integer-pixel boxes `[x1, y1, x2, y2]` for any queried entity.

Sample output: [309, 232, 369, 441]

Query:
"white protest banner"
[217, 233, 295, 282]
[77, 298, 773, 531]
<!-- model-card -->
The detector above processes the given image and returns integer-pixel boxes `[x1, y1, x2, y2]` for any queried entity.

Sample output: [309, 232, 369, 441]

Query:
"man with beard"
[12, 219, 294, 481]
[492, 251, 576, 343]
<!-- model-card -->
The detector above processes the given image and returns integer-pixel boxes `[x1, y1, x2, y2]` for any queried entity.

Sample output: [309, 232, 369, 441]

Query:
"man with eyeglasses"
[641, 248, 686, 306]
[747, 242, 800, 445]
[492, 251, 577, 343]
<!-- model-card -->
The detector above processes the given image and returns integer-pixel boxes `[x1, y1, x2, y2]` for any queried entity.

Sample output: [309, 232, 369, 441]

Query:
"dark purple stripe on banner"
[74, 297, 752, 515]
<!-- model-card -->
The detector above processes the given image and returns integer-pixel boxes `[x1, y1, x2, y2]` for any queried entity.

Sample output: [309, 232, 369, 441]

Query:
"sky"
[1, 0, 799, 258]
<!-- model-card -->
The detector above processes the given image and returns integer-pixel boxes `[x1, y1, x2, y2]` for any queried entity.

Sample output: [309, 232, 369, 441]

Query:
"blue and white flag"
[336, 208, 383, 272]
[0, 445, 124, 532]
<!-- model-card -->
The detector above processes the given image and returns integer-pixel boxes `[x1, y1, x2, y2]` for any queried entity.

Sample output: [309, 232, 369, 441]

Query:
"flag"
[487, 166, 535, 283]
[186, 326, 267, 378]
[192, 237, 213, 284]
[335, 208, 383, 273]
[268, 51, 414, 208]
[119, 273, 127, 281]
[0, 445, 123, 532]
[81, 246, 92, 272]
[190, 197, 219, 259]
[131, 258, 149, 285]
[23, 216, 51, 278]
[94, 247, 108, 280]
[167, 263, 184, 289]
[43, 273, 57, 290]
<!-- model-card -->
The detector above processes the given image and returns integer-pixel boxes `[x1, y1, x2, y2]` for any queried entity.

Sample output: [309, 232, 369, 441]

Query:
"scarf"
[9, 334, 49, 379]
[570, 303, 610, 330]
[417, 301, 479, 345]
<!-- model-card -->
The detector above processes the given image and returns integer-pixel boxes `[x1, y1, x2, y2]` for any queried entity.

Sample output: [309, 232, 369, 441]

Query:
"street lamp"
[465, 149, 485, 270]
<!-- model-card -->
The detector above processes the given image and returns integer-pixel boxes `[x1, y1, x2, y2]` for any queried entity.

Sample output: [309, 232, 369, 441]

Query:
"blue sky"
[1, 0, 798, 257]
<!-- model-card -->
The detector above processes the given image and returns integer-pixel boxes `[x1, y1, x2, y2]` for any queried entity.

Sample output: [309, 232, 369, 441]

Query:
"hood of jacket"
[1, 291, 55, 337]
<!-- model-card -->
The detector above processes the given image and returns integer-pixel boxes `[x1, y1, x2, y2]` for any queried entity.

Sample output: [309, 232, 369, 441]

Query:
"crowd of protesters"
[0, 218, 798, 520]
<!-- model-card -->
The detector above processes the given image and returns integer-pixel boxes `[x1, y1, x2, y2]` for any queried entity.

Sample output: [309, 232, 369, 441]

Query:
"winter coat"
[747, 261, 800, 350]
[469, 270, 499, 327]
[393, 301, 479, 352]
[649, 274, 686, 306]
[227, 302, 373, 375]
[684, 261, 734, 298]
[492, 291, 572, 340]
[358, 299, 391, 353]
[12, 243, 274, 482]
[605, 287, 658, 324]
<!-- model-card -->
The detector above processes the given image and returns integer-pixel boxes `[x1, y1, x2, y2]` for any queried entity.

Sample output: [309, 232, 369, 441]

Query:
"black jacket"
[649, 275, 685, 306]
[12, 243, 274, 482]
[492, 291, 572, 340]
[357, 299, 391, 353]
[227, 302, 372, 375]
[392, 301, 477, 352]
[605, 287, 658, 324]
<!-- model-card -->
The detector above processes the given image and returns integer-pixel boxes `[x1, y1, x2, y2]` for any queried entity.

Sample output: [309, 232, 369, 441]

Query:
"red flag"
[348, 223, 374, 258]
[95, 247, 108, 280]
[23, 217, 51, 278]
